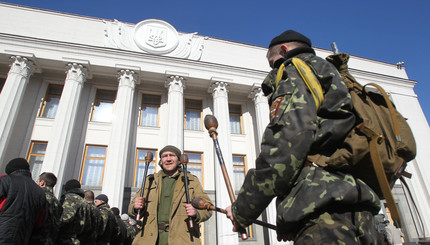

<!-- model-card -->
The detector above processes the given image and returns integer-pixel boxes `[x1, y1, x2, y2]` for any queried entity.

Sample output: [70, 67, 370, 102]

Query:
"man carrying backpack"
[226, 30, 382, 244]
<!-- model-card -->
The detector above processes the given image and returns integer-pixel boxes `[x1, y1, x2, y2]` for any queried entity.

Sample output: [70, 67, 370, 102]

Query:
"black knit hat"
[64, 179, 81, 191]
[5, 158, 30, 174]
[159, 145, 181, 159]
[95, 194, 109, 203]
[269, 30, 312, 48]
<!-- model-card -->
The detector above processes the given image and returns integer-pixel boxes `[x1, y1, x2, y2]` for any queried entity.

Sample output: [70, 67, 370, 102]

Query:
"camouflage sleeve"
[232, 56, 355, 227]
[60, 196, 78, 226]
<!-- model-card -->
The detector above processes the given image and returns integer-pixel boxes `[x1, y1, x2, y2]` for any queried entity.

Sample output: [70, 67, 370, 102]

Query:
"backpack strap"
[275, 58, 324, 110]
[360, 83, 403, 228]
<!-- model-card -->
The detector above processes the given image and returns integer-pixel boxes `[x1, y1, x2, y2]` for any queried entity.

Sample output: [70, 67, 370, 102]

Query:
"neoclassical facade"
[1, 2, 429, 244]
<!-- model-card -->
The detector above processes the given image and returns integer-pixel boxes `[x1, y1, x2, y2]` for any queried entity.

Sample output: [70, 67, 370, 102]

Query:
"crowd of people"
[0, 158, 140, 244]
[0, 145, 212, 245]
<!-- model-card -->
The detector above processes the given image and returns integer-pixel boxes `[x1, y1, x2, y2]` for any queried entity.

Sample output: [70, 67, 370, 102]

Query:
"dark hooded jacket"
[0, 170, 46, 244]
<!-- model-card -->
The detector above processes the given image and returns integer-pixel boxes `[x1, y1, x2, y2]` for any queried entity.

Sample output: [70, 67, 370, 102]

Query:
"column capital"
[248, 85, 267, 105]
[8, 56, 34, 78]
[117, 69, 139, 88]
[208, 80, 229, 99]
[165, 75, 186, 92]
[65, 63, 87, 84]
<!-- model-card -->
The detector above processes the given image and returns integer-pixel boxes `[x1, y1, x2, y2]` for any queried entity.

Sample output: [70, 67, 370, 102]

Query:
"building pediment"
[104, 19, 203, 60]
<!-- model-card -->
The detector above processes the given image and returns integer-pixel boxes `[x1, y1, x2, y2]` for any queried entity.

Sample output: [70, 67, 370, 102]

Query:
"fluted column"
[41, 63, 87, 196]
[164, 75, 185, 151]
[249, 85, 270, 142]
[0, 56, 34, 166]
[249, 85, 280, 244]
[209, 80, 238, 245]
[102, 69, 138, 209]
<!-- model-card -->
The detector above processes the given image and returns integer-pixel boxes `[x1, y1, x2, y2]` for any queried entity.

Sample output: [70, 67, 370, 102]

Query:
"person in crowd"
[58, 179, 93, 244]
[84, 190, 103, 244]
[226, 30, 381, 244]
[121, 213, 139, 244]
[111, 207, 128, 245]
[0, 158, 46, 244]
[95, 194, 121, 245]
[129, 145, 213, 245]
[31, 172, 63, 244]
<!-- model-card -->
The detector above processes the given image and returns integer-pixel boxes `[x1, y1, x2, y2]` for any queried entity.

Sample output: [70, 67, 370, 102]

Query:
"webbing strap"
[275, 58, 324, 110]
[359, 124, 402, 228]
[292, 58, 324, 110]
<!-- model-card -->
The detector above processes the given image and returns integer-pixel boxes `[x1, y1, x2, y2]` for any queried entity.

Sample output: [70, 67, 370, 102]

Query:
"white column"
[250, 85, 286, 244]
[209, 80, 238, 245]
[41, 63, 87, 196]
[249, 85, 270, 142]
[102, 69, 137, 209]
[164, 75, 185, 151]
[0, 56, 34, 165]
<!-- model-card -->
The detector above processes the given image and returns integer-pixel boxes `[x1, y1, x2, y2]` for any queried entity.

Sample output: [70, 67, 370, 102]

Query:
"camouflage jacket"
[58, 188, 93, 245]
[232, 47, 381, 231]
[30, 186, 63, 245]
[96, 202, 121, 243]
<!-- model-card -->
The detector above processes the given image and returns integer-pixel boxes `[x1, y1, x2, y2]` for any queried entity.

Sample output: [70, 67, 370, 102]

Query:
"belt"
[158, 223, 169, 232]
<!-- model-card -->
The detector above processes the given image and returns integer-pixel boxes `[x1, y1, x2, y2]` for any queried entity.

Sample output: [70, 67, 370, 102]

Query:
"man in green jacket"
[129, 145, 212, 245]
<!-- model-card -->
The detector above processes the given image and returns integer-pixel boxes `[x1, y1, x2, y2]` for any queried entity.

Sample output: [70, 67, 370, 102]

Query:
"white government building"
[1, 2, 429, 244]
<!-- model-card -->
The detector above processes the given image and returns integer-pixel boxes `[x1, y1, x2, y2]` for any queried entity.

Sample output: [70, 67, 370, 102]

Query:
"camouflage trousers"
[293, 210, 377, 245]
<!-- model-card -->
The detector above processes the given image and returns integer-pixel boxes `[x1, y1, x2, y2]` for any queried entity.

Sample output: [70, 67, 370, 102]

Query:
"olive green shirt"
[157, 171, 179, 245]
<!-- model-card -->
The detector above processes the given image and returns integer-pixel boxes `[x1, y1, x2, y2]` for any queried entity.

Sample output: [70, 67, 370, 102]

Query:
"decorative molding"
[208, 80, 229, 99]
[8, 56, 34, 78]
[165, 75, 186, 93]
[117, 69, 138, 88]
[248, 84, 267, 105]
[65, 63, 87, 84]
[104, 19, 204, 60]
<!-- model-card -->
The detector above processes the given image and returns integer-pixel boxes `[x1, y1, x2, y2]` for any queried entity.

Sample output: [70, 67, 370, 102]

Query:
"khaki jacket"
[129, 170, 212, 245]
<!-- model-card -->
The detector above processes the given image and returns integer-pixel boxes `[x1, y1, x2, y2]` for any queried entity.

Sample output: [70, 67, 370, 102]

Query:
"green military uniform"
[58, 188, 93, 245]
[30, 186, 63, 245]
[96, 202, 121, 245]
[232, 46, 381, 244]
[129, 170, 212, 245]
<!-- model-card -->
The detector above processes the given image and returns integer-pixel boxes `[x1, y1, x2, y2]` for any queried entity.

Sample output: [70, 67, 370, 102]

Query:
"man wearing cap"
[226, 30, 381, 244]
[95, 193, 121, 245]
[58, 179, 94, 244]
[0, 158, 46, 244]
[129, 145, 213, 245]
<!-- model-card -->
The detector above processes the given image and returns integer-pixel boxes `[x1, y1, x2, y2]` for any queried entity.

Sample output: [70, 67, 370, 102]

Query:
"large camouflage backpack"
[288, 53, 417, 228]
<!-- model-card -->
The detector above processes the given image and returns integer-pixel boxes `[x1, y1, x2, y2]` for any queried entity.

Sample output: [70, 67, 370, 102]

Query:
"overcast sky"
[3, 0, 430, 124]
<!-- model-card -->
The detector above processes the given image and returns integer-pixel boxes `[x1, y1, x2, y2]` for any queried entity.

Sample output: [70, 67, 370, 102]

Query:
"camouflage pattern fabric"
[294, 209, 377, 245]
[30, 186, 63, 244]
[58, 188, 92, 245]
[123, 221, 138, 244]
[232, 47, 381, 242]
[96, 203, 121, 244]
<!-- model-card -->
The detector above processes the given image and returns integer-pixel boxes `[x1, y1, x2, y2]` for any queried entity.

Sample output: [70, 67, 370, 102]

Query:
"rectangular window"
[80, 145, 107, 186]
[27, 141, 47, 181]
[184, 152, 203, 184]
[39, 84, 63, 118]
[229, 104, 243, 134]
[140, 94, 161, 127]
[134, 148, 157, 187]
[185, 99, 202, 130]
[232, 155, 247, 192]
[91, 89, 116, 122]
